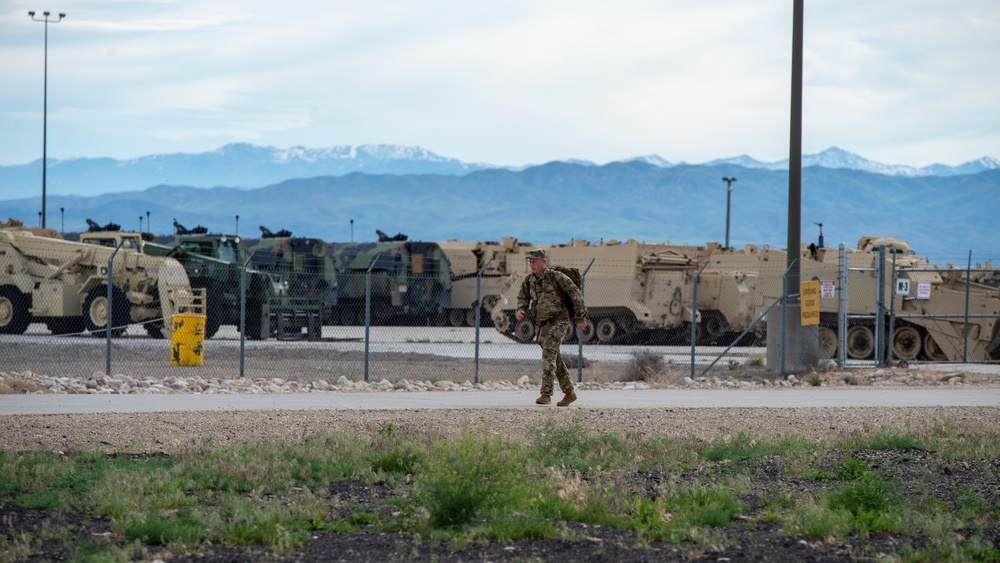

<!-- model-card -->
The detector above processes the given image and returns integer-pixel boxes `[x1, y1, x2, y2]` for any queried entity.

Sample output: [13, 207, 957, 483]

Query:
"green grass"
[0, 418, 997, 560]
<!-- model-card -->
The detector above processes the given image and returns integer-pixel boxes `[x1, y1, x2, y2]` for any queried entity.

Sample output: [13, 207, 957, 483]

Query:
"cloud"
[1, 0, 997, 167]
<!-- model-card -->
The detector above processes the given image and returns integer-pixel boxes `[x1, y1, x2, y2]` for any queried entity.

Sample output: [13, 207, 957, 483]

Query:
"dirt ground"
[3, 336, 1000, 561]
[2, 405, 1000, 562]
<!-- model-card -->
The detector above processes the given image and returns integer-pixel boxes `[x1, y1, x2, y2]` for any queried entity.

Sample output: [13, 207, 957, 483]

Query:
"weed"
[623, 350, 674, 384]
[806, 374, 823, 386]
[414, 423, 532, 528]
[701, 432, 771, 461]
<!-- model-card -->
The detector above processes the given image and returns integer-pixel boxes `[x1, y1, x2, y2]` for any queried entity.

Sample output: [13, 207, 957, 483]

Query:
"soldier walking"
[516, 249, 588, 406]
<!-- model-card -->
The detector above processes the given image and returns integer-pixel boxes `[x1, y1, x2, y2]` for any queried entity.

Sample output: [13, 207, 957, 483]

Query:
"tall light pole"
[235, 214, 239, 236]
[60, 206, 64, 234]
[28, 10, 66, 229]
[146, 211, 150, 234]
[722, 177, 737, 249]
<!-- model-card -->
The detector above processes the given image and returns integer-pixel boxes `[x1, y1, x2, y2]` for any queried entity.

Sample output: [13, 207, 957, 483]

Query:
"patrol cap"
[526, 249, 547, 259]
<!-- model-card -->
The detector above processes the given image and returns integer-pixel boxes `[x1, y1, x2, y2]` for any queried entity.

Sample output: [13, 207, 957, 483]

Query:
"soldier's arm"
[515, 276, 531, 314]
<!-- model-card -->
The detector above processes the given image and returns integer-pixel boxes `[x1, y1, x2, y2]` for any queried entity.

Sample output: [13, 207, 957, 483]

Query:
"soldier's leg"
[549, 320, 575, 394]
[539, 322, 567, 397]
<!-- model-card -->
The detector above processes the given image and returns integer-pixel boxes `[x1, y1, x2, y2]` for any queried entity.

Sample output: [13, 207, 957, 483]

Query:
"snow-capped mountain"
[1, 143, 997, 201]
[701, 147, 1000, 177]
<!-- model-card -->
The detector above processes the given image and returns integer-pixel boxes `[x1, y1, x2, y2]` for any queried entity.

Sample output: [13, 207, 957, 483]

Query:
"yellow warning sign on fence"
[800, 281, 820, 326]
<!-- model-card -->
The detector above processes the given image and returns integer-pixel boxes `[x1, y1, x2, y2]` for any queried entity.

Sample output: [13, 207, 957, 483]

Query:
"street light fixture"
[722, 177, 737, 249]
[28, 10, 66, 229]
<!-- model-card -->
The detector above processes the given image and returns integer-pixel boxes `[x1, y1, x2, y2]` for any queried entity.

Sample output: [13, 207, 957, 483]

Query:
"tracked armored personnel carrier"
[434, 237, 543, 327]
[326, 231, 452, 326]
[700, 236, 1000, 362]
[1, 219, 197, 338]
[488, 235, 1000, 361]
[490, 239, 716, 344]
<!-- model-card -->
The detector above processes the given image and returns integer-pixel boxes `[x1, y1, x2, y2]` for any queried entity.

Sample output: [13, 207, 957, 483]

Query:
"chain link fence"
[2, 245, 998, 387]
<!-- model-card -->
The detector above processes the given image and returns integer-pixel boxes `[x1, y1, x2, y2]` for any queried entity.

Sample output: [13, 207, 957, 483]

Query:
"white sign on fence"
[820, 280, 836, 299]
[917, 281, 932, 299]
[895, 279, 911, 295]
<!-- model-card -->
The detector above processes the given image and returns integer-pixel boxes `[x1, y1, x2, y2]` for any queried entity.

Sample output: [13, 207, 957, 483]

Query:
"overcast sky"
[2, 0, 998, 168]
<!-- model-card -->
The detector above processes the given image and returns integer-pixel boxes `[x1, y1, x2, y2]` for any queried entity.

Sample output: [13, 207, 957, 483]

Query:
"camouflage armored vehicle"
[434, 237, 542, 327]
[246, 226, 337, 330]
[326, 231, 452, 326]
[80, 220, 280, 339]
[1, 219, 197, 338]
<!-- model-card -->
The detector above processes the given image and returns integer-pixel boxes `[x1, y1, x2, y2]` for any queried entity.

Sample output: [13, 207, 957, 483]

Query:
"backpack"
[548, 265, 583, 318]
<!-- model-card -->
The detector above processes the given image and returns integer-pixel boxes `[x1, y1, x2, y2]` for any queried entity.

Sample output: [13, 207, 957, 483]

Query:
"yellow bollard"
[170, 314, 206, 366]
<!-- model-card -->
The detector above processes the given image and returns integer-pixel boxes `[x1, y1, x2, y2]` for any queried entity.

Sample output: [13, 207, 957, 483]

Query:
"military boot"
[557, 390, 577, 407]
[535, 395, 551, 405]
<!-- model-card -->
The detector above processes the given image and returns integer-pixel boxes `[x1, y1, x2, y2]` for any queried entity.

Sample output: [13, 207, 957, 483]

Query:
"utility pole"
[28, 10, 66, 229]
[722, 177, 737, 249]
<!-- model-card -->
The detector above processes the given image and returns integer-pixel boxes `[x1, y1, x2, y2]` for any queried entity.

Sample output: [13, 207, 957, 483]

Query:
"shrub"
[414, 424, 531, 529]
[624, 350, 668, 383]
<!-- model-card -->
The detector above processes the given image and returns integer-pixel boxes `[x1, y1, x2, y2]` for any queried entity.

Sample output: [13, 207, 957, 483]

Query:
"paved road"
[2, 387, 998, 415]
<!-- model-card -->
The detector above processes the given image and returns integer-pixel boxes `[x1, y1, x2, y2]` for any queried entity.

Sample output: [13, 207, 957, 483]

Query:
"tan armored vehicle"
[700, 236, 1000, 362]
[490, 238, 716, 344]
[435, 237, 544, 327]
[488, 234, 1000, 362]
[0, 220, 198, 338]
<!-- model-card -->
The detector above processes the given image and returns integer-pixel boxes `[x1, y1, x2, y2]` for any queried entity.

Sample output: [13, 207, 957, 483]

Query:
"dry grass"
[622, 350, 687, 387]
[0, 379, 46, 394]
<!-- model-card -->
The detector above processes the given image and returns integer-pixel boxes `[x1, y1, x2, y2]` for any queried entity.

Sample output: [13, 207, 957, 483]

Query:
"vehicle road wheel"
[846, 325, 875, 359]
[492, 311, 512, 333]
[892, 326, 922, 361]
[448, 308, 465, 327]
[703, 312, 728, 342]
[596, 318, 618, 344]
[924, 333, 947, 360]
[0, 285, 32, 335]
[513, 318, 535, 343]
[817, 326, 837, 359]
[680, 322, 702, 345]
[579, 318, 596, 343]
[84, 285, 130, 337]
[465, 308, 478, 327]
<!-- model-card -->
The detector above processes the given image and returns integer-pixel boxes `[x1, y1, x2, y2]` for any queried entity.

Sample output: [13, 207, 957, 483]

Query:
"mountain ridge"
[2, 143, 997, 201]
[3, 161, 997, 262]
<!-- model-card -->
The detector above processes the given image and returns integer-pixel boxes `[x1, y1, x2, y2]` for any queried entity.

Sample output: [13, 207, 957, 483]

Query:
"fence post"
[364, 253, 381, 383]
[887, 251, 898, 364]
[690, 261, 710, 381]
[875, 245, 886, 367]
[105, 238, 126, 376]
[838, 244, 848, 367]
[473, 257, 493, 385]
[964, 250, 972, 362]
[239, 248, 258, 379]
[577, 258, 595, 383]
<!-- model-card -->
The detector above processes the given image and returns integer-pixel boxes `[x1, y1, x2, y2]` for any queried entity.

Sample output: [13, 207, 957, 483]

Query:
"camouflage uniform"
[517, 261, 588, 398]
